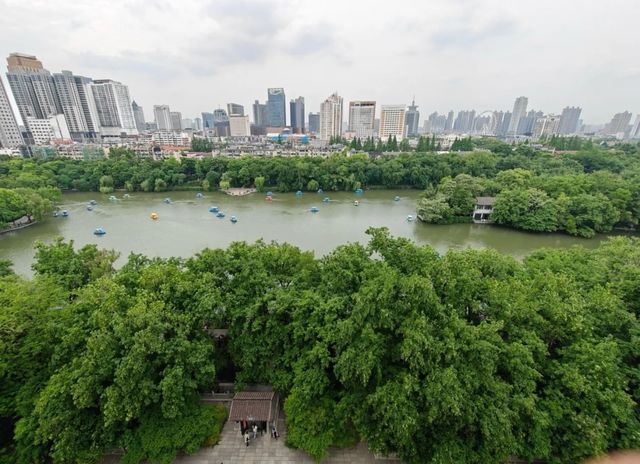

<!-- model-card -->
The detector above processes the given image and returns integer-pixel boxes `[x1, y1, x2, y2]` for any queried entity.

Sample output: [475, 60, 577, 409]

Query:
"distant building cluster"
[1, 52, 639, 157]
[2, 52, 138, 149]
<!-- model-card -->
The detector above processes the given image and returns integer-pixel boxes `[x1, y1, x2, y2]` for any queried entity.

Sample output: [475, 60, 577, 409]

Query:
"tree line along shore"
[1, 140, 640, 238]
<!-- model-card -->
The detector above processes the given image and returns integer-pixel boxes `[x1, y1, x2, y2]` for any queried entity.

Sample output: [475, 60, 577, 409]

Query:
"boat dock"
[224, 188, 257, 197]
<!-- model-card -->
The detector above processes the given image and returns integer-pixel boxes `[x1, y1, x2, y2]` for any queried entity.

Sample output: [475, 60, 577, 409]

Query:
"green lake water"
[0, 190, 605, 277]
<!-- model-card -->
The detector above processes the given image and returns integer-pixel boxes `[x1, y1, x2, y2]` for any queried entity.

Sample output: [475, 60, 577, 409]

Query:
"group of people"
[239, 420, 278, 447]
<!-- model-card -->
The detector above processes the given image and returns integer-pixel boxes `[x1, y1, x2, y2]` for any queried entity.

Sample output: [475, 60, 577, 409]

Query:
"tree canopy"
[1, 232, 640, 463]
[418, 162, 640, 237]
[0, 143, 639, 197]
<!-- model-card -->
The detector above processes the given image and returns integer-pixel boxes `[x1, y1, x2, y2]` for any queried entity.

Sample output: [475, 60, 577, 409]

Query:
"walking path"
[174, 416, 402, 464]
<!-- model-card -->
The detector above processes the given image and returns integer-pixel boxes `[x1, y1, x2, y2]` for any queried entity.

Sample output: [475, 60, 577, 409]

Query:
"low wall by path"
[0, 219, 37, 235]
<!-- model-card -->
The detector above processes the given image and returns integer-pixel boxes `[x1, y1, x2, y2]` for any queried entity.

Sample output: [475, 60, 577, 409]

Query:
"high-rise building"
[557, 106, 582, 135]
[26, 117, 55, 145]
[491, 111, 505, 135]
[453, 110, 475, 133]
[605, 111, 632, 136]
[379, 105, 406, 141]
[348, 101, 376, 139]
[181, 118, 193, 130]
[444, 111, 454, 132]
[170, 111, 182, 131]
[131, 100, 145, 132]
[90, 80, 137, 136]
[202, 112, 215, 131]
[508, 96, 528, 135]
[289, 97, 305, 133]
[473, 113, 494, 134]
[48, 113, 71, 140]
[7, 53, 43, 71]
[252, 100, 267, 128]
[6, 53, 61, 123]
[405, 99, 420, 137]
[266, 88, 286, 128]
[229, 115, 251, 137]
[6, 53, 141, 140]
[74, 75, 101, 134]
[425, 111, 447, 134]
[498, 112, 512, 136]
[193, 117, 202, 131]
[630, 116, 640, 139]
[25, 114, 70, 145]
[319, 92, 343, 141]
[52, 70, 89, 137]
[308, 112, 320, 134]
[213, 108, 229, 136]
[534, 114, 561, 138]
[0, 78, 23, 148]
[227, 103, 244, 117]
[153, 105, 172, 131]
[516, 110, 542, 136]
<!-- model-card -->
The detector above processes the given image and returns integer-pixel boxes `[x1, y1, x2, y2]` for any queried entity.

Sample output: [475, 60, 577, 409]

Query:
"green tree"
[154, 178, 167, 192]
[492, 188, 559, 232]
[0, 188, 27, 227]
[32, 238, 119, 290]
[416, 195, 452, 223]
[99, 175, 114, 194]
[254, 176, 266, 192]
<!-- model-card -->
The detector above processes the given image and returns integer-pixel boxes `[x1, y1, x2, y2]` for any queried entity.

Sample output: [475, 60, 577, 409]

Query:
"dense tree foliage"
[1, 232, 640, 463]
[190, 138, 214, 152]
[541, 135, 594, 151]
[0, 242, 225, 464]
[416, 135, 440, 152]
[418, 160, 640, 237]
[0, 187, 58, 229]
[1, 144, 639, 197]
[450, 137, 474, 151]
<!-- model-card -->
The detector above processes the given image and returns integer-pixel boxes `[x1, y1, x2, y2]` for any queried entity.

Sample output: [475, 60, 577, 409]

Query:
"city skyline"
[0, 0, 638, 125]
[0, 50, 638, 146]
[0, 50, 636, 145]
[1, 63, 634, 135]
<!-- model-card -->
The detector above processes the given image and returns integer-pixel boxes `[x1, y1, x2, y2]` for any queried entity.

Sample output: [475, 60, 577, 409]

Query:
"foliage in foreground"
[1, 231, 640, 463]
[122, 402, 226, 464]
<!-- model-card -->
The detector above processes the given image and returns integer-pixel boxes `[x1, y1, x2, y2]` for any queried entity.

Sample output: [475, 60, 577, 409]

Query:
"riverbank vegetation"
[1, 230, 640, 463]
[0, 187, 59, 231]
[1, 143, 638, 195]
[1, 143, 638, 237]
[416, 168, 640, 237]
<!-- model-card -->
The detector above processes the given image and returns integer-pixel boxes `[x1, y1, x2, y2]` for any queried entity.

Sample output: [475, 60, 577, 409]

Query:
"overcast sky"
[1, 0, 638, 124]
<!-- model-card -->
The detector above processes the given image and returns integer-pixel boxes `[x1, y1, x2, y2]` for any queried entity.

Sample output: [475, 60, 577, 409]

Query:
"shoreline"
[0, 220, 37, 235]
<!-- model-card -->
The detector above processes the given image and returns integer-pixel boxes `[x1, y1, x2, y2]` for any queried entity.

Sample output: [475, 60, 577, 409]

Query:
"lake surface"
[0, 190, 606, 277]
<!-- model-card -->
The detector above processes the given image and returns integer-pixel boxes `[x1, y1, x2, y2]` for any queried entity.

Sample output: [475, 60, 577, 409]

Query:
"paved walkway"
[174, 416, 402, 464]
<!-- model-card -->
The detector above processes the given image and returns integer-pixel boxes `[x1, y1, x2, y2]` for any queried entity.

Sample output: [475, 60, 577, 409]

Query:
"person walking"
[252, 424, 258, 439]
[244, 431, 250, 447]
